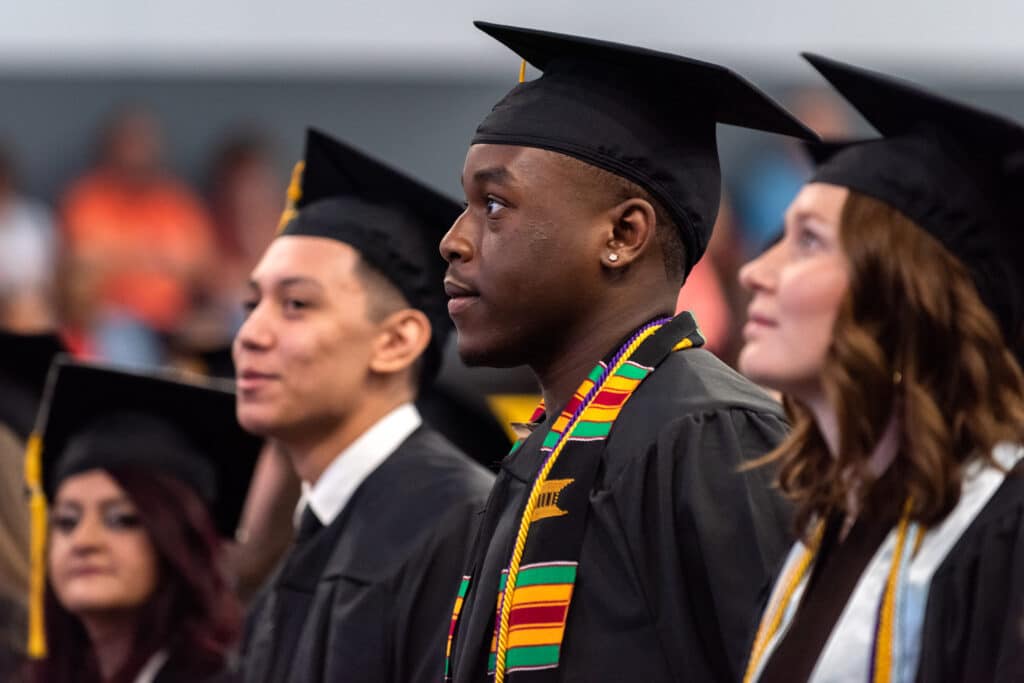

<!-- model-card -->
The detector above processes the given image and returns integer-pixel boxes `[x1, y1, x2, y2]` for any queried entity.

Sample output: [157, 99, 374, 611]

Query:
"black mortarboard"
[0, 330, 65, 439]
[277, 129, 462, 385]
[32, 357, 261, 537]
[803, 53, 1024, 350]
[471, 21, 819, 277]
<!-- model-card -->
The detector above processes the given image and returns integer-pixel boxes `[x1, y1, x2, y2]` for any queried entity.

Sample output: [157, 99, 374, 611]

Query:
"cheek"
[115, 534, 159, 602]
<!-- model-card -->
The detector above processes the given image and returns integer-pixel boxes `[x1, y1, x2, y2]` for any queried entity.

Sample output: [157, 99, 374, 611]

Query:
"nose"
[738, 243, 781, 294]
[235, 301, 275, 353]
[68, 513, 106, 555]
[439, 209, 474, 264]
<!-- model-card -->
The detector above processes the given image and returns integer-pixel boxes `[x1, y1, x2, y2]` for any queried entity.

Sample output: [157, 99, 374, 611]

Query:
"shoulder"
[383, 426, 495, 501]
[636, 348, 784, 418]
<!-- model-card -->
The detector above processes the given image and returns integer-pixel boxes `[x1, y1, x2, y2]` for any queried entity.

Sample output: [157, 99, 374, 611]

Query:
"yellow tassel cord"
[276, 160, 305, 233]
[872, 501, 924, 683]
[743, 501, 924, 683]
[493, 324, 663, 683]
[518, 59, 527, 83]
[742, 523, 825, 683]
[24, 434, 47, 658]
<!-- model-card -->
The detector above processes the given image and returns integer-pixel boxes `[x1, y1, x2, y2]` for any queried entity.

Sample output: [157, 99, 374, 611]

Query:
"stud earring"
[608, 253, 620, 263]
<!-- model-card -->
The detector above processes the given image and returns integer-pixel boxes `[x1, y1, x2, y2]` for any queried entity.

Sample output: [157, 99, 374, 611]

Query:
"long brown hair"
[766, 190, 1024, 535]
[30, 467, 241, 683]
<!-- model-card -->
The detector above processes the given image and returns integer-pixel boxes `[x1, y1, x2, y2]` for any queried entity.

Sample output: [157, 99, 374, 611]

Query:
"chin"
[455, 333, 526, 369]
[236, 403, 285, 438]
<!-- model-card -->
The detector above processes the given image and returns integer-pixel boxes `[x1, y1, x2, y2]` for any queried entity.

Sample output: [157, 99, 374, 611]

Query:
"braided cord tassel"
[493, 320, 665, 682]
[742, 522, 824, 683]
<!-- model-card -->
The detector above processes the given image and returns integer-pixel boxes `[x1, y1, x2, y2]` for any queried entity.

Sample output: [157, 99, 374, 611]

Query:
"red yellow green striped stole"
[444, 312, 705, 682]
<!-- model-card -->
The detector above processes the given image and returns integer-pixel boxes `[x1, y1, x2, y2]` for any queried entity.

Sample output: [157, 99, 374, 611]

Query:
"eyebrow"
[248, 276, 325, 293]
[465, 166, 513, 188]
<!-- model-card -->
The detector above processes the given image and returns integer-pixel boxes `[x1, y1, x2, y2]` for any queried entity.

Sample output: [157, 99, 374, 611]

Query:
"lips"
[444, 277, 480, 317]
[66, 565, 111, 578]
[742, 309, 778, 340]
[236, 368, 278, 391]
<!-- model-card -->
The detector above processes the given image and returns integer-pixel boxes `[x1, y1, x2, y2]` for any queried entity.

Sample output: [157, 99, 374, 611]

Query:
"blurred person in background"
[60, 106, 215, 366]
[25, 359, 261, 683]
[739, 56, 1024, 683]
[174, 132, 283, 358]
[0, 144, 58, 333]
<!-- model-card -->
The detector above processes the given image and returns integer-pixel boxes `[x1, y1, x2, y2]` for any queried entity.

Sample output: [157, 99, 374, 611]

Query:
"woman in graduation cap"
[738, 54, 1024, 683]
[24, 358, 262, 683]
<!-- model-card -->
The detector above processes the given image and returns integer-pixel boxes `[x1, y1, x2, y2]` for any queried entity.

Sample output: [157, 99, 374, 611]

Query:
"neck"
[533, 300, 672, 415]
[276, 389, 411, 485]
[81, 612, 139, 681]
[805, 391, 901, 523]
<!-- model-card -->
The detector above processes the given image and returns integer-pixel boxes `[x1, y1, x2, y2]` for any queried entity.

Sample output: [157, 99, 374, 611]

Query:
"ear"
[600, 198, 659, 270]
[368, 308, 432, 376]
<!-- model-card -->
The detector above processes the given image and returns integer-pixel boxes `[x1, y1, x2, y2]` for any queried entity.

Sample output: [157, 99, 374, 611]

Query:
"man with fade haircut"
[235, 128, 494, 683]
[439, 23, 819, 683]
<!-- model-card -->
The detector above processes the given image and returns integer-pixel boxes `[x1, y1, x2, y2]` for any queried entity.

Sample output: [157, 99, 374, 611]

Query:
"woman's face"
[48, 470, 159, 618]
[738, 183, 851, 399]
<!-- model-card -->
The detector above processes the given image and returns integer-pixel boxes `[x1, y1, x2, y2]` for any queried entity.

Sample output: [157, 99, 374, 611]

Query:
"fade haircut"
[553, 153, 687, 284]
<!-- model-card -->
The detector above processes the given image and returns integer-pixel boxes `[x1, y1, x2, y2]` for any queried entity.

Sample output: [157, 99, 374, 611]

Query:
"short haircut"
[351, 256, 425, 388]
[554, 153, 687, 283]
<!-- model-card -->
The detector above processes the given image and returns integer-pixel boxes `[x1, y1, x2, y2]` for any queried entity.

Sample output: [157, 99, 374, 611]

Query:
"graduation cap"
[471, 21, 820, 278]
[277, 129, 462, 385]
[802, 53, 1024, 350]
[0, 330, 65, 439]
[22, 357, 263, 656]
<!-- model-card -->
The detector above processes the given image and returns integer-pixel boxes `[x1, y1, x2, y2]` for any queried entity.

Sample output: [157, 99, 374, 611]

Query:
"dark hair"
[759, 191, 1024, 536]
[553, 154, 687, 283]
[30, 467, 241, 683]
[352, 256, 425, 390]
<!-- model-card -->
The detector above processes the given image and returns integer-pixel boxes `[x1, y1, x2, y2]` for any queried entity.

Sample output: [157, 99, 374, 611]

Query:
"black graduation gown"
[913, 464, 1024, 683]
[447, 346, 792, 683]
[241, 426, 494, 683]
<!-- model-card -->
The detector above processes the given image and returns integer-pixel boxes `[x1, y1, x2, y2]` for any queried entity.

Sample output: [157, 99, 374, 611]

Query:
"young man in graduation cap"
[439, 23, 818, 683]
[234, 128, 494, 683]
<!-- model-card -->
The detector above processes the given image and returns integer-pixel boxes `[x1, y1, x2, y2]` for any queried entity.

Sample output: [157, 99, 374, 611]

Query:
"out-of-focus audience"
[59, 106, 216, 365]
[0, 147, 58, 333]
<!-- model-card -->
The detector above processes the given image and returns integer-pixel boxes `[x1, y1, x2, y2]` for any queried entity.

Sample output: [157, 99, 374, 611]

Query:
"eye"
[241, 299, 259, 316]
[283, 299, 308, 314]
[103, 511, 142, 531]
[51, 511, 80, 534]
[794, 225, 825, 251]
[484, 196, 507, 218]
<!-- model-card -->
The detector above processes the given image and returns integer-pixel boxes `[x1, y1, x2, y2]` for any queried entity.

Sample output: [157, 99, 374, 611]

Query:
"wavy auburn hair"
[767, 190, 1024, 535]
[30, 467, 241, 683]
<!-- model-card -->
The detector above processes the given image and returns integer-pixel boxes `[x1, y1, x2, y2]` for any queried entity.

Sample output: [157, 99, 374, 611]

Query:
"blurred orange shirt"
[62, 171, 214, 331]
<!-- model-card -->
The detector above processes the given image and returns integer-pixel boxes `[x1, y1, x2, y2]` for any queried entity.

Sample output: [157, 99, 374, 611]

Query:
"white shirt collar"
[297, 403, 421, 527]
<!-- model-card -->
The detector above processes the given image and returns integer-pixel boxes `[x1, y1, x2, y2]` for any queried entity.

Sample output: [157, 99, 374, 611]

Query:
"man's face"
[440, 145, 607, 367]
[233, 236, 379, 439]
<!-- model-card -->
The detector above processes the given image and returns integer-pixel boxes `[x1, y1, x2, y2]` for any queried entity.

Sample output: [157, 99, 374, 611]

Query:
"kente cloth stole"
[444, 313, 705, 682]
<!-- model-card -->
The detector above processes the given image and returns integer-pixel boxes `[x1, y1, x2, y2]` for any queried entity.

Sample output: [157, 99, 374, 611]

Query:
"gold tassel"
[276, 160, 306, 233]
[518, 59, 527, 83]
[24, 433, 47, 658]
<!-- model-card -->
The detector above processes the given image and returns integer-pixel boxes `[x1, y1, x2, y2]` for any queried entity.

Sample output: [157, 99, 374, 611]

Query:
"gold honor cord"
[493, 323, 664, 683]
[743, 500, 924, 683]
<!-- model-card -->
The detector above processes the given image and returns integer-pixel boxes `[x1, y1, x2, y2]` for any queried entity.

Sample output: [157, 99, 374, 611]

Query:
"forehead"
[787, 182, 850, 222]
[463, 144, 576, 186]
[55, 469, 125, 503]
[252, 236, 363, 286]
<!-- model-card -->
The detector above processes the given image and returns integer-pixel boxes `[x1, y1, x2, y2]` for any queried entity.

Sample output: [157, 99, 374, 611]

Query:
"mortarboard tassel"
[24, 433, 47, 658]
[277, 161, 306, 233]
[518, 59, 527, 83]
